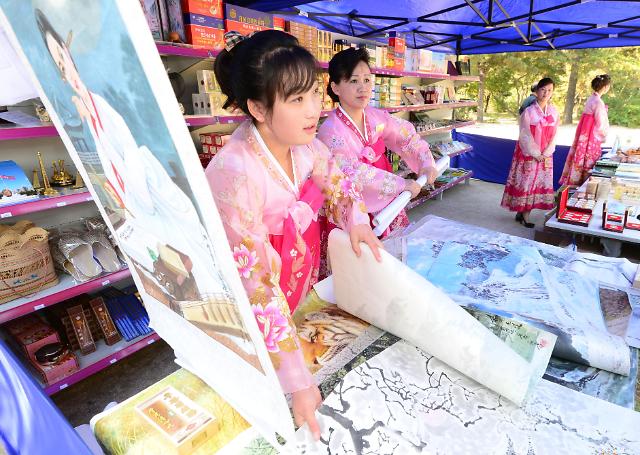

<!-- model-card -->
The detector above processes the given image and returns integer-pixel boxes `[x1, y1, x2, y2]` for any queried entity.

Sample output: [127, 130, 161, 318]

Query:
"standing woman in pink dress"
[317, 48, 438, 238]
[206, 30, 382, 440]
[560, 74, 611, 186]
[501, 78, 559, 228]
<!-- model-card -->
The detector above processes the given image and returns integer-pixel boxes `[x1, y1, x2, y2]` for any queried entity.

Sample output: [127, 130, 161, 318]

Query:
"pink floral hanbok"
[206, 121, 368, 393]
[502, 102, 559, 212]
[560, 93, 609, 186]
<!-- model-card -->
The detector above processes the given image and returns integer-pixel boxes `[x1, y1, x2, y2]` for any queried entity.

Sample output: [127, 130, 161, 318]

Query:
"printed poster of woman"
[0, 0, 295, 443]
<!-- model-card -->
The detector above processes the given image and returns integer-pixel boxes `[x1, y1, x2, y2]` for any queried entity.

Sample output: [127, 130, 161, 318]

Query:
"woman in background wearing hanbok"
[501, 77, 559, 228]
[317, 48, 438, 238]
[560, 74, 611, 186]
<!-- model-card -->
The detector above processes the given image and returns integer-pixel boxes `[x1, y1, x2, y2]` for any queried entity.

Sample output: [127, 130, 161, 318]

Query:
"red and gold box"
[557, 187, 592, 227]
[602, 201, 628, 232]
[185, 24, 224, 50]
[224, 19, 270, 36]
[29, 350, 79, 386]
[225, 4, 273, 27]
[273, 16, 285, 31]
[8, 318, 61, 361]
[136, 386, 219, 455]
[181, 0, 223, 18]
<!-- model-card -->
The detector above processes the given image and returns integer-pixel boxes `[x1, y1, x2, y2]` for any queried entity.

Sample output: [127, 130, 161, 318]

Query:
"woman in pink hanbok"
[560, 74, 611, 186]
[205, 31, 382, 440]
[317, 48, 438, 238]
[501, 78, 559, 228]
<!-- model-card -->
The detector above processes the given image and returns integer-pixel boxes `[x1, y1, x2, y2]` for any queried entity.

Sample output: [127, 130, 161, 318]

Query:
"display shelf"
[406, 170, 473, 210]
[385, 101, 478, 113]
[418, 120, 476, 137]
[0, 269, 132, 324]
[184, 114, 247, 127]
[156, 42, 219, 59]
[315, 61, 479, 81]
[43, 332, 160, 395]
[0, 124, 58, 141]
[0, 189, 92, 220]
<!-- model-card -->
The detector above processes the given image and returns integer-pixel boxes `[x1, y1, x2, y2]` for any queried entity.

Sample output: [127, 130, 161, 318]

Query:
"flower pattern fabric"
[205, 120, 368, 393]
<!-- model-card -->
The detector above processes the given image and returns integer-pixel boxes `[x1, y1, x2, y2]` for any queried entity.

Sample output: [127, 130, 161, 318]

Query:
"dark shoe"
[515, 212, 524, 222]
[522, 221, 535, 228]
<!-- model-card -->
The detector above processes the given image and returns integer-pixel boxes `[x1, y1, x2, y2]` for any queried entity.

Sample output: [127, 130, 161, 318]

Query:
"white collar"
[251, 123, 299, 194]
[338, 105, 368, 142]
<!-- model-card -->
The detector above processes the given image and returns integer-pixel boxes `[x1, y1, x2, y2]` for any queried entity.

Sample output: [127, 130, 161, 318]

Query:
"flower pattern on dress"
[252, 300, 291, 352]
[233, 243, 258, 278]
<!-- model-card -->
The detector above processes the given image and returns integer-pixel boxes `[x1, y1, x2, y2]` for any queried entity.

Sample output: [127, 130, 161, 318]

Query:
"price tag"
[1, 212, 11, 218]
[147, 338, 156, 345]
[109, 358, 117, 364]
[56, 201, 67, 207]
[34, 304, 45, 310]
[85, 196, 93, 201]
[101, 279, 110, 286]
[59, 383, 68, 390]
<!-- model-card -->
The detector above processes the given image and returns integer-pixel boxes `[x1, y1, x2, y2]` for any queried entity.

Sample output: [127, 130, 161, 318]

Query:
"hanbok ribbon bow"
[287, 200, 317, 233]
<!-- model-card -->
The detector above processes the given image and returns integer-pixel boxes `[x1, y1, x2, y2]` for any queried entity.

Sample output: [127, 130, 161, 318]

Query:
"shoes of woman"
[515, 212, 535, 228]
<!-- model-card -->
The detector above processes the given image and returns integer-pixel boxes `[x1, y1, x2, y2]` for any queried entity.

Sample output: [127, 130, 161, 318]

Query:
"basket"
[0, 226, 59, 305]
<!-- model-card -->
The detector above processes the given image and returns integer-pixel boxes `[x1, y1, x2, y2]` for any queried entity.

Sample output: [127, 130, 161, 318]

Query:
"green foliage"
[470, 47, 640, 127]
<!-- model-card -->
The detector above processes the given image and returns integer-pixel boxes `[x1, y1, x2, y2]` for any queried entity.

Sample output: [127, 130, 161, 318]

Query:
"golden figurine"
[72, 171, 85, 189]
[51, 159, 74, 186]
[32, 168, 42, 190]
[37, 152, 58, 196]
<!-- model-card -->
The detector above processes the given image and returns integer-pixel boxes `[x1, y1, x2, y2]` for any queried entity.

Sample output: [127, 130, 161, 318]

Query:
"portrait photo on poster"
[0, 0, 294, 443]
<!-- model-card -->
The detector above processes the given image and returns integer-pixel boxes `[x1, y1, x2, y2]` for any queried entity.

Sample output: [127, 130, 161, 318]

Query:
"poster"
[0, 0, 293, 443]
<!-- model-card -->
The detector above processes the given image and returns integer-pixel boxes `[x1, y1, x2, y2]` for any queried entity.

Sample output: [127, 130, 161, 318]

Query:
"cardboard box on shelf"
[163, 0, 186, 43]
[181, 0, 223, 18]
[224, 19, 270, 35]
[139, 0, 163, 40]
[273, 16, 285, 31]
[185, 24, 224, 49]
[225, 3, 273, 28]
[196, 69, 219, 93]
[183, 13, 224, 29]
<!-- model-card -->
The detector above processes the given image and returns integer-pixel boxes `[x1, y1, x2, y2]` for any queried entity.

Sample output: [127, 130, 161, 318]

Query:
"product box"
[183, 12, 224, 29]
[273, 15, 285, 31]
[225, 3, 273, 27]
[192, 93, 225, 115]
[185, 24, 224, 50]
[557, 187, 593, 227]
[224, 19, 270, 36]
[199, 132, 225, 146]
[136, 386, 219, 454]
[11, 319, 61, 361]
[29, 350, 79, 386]
[164, 0, 186, 43]
[388, 32, 406, 54]
[418, 49, 432, 72]
[181, 0, 223, 18]
[196, 69, 219, 93]
[139, 0, 163, 40]
[431, 52, 447, 74]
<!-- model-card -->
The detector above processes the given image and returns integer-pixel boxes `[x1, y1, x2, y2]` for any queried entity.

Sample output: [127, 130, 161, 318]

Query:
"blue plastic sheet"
[0, 341, 90, 455]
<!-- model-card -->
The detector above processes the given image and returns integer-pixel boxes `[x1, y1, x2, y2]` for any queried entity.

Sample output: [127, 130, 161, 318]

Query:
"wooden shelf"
[418, 120, 475, 137]
[406, 170, 474, 210]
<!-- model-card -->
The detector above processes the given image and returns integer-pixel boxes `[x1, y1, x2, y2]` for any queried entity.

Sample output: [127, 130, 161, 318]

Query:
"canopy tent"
[239, 0, 640, 54]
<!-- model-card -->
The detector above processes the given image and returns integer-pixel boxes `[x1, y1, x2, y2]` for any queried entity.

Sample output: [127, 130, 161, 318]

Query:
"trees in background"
[469, 47, 640, 127]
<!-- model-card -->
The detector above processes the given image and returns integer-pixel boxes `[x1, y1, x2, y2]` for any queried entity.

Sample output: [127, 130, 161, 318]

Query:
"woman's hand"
[292, 385, 322, 440]
[404, 179, 422, 199]
[419, 166, 439, 185]
[349, 224, 384, 262]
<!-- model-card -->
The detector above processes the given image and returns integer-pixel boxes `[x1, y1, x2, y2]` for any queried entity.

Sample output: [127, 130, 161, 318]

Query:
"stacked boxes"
[318, 73, 333, 110]
[183, 0, 224, 49]
[285, 21, 318, 59]
[375, 45, 387, 68]
[389, 78, 402, 106]
[225, 4, 273, 36]
[199, 133, 228, 167]
[317, 30, 332, 62]
[273, 15, 285, 31]
[192, 69, 225, 115]
[404, 48, 419, 72]
[372, 77, 389, 108]
[387, 32, 405, 70]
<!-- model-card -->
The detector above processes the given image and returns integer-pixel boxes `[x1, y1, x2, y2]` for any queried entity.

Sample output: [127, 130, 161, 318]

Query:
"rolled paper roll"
[328, 229, 554, 406]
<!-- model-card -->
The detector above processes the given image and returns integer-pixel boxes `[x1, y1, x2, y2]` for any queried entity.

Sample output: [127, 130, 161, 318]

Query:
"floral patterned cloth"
[501, 102, 559, 212]
[317, 105, 436, 215]
[560, 93, 609, 186]
[205, 120, 368, 393]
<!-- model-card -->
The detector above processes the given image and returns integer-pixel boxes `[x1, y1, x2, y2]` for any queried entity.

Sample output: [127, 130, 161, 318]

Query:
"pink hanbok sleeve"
[310, 139, 369, 229]
[593, 98, 610, 142]
[377, 109, 437, 174]
[318, 120, 406, 213]
[518, 108, 542, 158]
[542, 108, 560, 157]
[206, 157, 315, 394]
